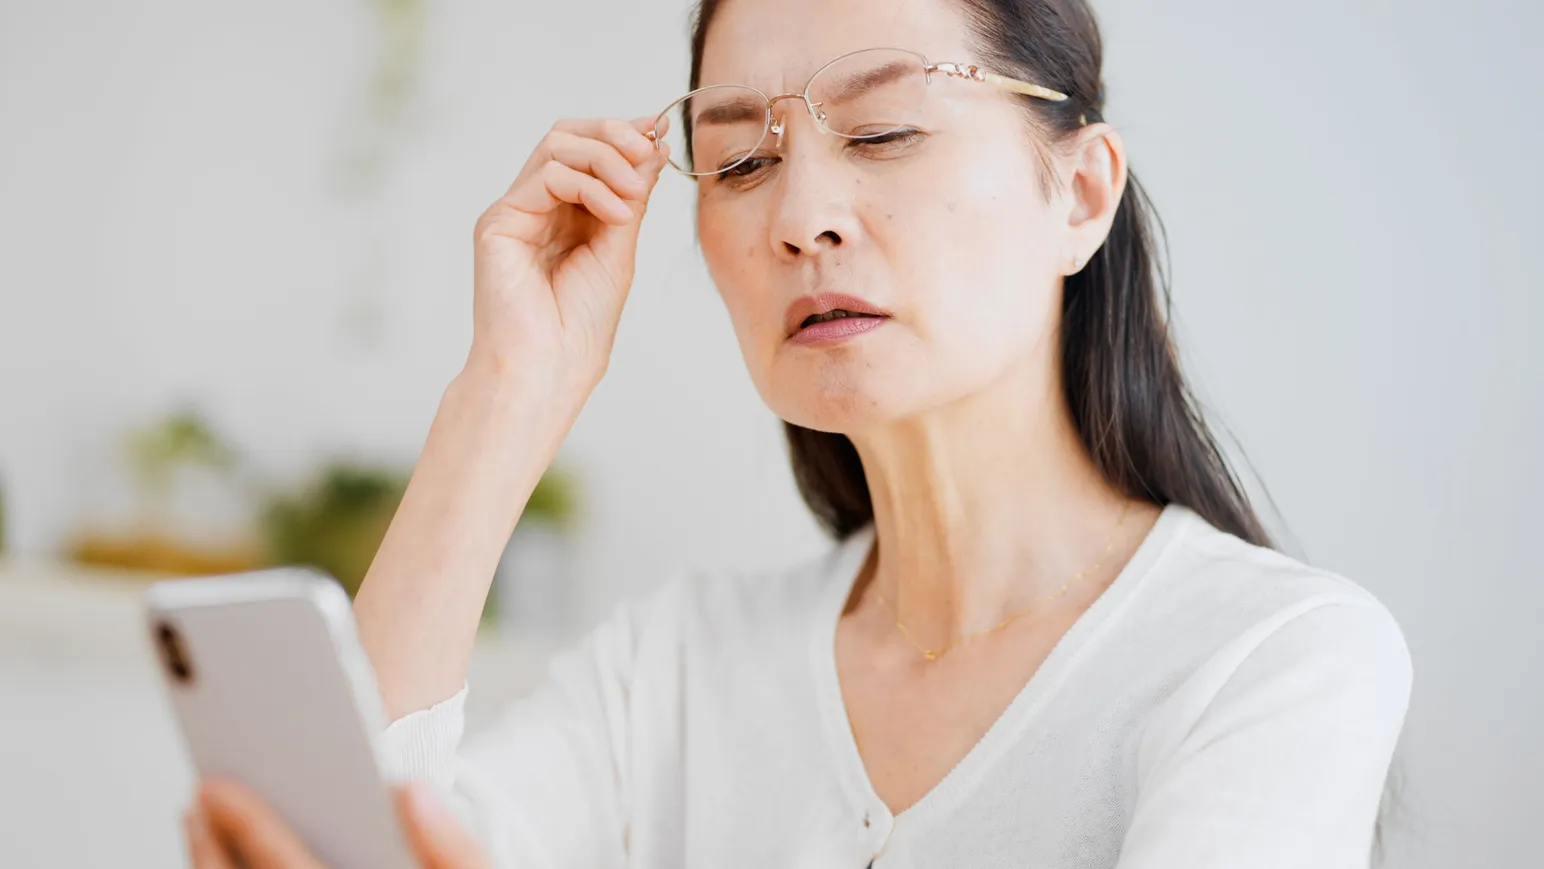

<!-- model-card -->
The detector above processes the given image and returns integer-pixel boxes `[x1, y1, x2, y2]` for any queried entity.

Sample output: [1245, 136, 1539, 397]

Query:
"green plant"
[125, 409, 236, 525]
[261, 460, 579, 599]
[261, 463, 409, 596]
[522, 465, 578, 530]
[336, 0, 429, 198]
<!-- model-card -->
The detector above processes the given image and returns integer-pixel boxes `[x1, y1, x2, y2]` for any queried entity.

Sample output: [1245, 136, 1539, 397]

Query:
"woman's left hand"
[185, 778, 488, 868]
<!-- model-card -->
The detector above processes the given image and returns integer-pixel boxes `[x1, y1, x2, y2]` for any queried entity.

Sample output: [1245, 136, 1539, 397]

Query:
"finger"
[185, 806, 237, 869]
[508, 160, 633, 226]
[634, 115, 673, 177]
[552, 116, 656, 166]
[544, 131, 649, 201]
[397, 785, 489, 869]
[200, 779, 324, 869]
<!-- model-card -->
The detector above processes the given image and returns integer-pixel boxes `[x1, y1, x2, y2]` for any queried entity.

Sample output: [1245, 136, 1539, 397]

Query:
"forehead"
[697, 0, 978, 91]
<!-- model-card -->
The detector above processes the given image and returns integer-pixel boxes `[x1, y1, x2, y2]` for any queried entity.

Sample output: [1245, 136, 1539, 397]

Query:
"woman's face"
[695, 0, 1079, 433]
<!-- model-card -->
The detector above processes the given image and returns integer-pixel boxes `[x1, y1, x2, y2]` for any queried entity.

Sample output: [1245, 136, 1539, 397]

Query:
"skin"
[696, 0, 1158, 815]
[186, 779, 486, 868]
[191, 0, 1158, 862]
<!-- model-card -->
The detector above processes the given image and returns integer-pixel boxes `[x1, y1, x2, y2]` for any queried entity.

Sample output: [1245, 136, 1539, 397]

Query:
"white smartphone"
[145, 568, 417, 869]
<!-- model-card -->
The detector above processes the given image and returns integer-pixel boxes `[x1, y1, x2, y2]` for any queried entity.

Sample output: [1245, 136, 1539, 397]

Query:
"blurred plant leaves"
[125, 409, 237, 519]
[261, 463, 408, 597]
[261, 460, 579, 596]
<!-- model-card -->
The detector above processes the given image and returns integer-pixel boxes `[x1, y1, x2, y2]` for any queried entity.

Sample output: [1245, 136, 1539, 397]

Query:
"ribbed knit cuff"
[378, 684, 469, 788]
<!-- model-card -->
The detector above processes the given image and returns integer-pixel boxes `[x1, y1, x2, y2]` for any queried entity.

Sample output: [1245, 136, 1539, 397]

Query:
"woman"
[188, 0, 1412, 866]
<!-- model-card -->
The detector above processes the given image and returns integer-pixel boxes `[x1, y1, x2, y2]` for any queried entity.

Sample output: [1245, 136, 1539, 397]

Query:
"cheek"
[697, 202, 778, 364]
[881, 140, 1061, 360]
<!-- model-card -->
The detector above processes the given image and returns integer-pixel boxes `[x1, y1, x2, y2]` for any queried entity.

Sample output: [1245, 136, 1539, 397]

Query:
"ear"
[1061, 122, 1128, 274]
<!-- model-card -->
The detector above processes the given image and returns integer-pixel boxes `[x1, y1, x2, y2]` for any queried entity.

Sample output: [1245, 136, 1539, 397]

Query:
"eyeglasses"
[646, 46, 1072, 178]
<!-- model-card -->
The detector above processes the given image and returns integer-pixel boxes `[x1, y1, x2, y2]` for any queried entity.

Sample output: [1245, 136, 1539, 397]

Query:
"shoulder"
[1153, 505, 1386, 613]
[1142, 505, 1408, 655]
[1131, 506, 1412, 734]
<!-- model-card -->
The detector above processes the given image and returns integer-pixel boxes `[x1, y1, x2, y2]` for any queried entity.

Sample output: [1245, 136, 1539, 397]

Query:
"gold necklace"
[871, 501, 1133, 662]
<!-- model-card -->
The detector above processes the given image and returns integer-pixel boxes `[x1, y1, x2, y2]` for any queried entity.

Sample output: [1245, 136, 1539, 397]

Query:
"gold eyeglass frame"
[646, 46, 1074, 178]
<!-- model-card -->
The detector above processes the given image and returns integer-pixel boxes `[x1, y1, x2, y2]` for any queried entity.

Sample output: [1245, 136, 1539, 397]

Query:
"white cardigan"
[380, 504, 1411, 868]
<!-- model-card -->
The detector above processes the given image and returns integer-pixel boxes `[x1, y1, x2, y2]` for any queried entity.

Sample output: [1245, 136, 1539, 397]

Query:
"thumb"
[397, 784, 488, 869]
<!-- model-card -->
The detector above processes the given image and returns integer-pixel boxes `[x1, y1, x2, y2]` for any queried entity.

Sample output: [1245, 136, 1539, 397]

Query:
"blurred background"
[0, 0, 1538, 866]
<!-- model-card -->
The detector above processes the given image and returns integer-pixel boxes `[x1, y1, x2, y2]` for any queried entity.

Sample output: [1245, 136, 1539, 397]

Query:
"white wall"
[0, 0, 828, 616]
[2, 1, 1539, 866]
[1097, 3, 1544, 864]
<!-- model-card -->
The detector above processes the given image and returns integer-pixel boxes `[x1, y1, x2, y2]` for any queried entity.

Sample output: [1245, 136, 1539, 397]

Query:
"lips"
[783, 293, 893, 339]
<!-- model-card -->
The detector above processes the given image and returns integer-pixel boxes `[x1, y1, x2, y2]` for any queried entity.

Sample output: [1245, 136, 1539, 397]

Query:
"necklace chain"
[871, 502, 1133, 662]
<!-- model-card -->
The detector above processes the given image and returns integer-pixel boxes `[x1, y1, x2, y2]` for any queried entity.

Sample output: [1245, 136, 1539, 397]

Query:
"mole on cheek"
[946, 201, 958, 213]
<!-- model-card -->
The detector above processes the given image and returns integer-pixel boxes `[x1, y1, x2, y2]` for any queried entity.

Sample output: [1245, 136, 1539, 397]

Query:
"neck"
[848, 354, 1150, 647]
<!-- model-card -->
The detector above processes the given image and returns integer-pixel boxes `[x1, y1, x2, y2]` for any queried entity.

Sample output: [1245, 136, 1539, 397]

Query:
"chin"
[760, 357, 925, 434]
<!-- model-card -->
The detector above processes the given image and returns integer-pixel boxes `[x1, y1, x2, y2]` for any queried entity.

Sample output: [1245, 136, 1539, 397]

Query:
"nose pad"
[769, 116, 785, 149]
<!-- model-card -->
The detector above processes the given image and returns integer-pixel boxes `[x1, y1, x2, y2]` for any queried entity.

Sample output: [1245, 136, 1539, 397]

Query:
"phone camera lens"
[155, 621, 194, 684]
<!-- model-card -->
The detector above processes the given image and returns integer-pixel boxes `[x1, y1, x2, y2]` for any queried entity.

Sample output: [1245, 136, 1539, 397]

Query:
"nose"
[768, 135, 861, 262]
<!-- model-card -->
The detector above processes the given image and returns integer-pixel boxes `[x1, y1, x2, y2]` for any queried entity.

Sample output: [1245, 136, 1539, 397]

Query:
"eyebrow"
[693, 97, 768, 127]
[690, 58, 917, 127]
[814, 60, 913, 107]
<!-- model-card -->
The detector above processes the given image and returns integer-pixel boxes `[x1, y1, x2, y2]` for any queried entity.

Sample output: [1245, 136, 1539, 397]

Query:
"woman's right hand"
[351, 115, 671, 720]
[466, 115, 671, 405]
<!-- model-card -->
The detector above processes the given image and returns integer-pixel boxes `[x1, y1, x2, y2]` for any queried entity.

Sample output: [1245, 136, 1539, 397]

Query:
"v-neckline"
[806, 503, 1190, 844]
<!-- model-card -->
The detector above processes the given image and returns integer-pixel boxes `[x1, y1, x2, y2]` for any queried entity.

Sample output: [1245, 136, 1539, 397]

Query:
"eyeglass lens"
[653, 48, 930, 177]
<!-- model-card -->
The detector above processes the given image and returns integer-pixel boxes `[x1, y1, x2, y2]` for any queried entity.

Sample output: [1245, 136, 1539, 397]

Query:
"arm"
[1117, 599, 1413, 869]
[351, 114, 670, 720]
[186, 115, 671, 869]
[352, 371, 572, 719]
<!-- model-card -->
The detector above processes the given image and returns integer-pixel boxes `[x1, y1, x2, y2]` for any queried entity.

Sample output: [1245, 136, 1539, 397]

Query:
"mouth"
[784, 293, 893, 344]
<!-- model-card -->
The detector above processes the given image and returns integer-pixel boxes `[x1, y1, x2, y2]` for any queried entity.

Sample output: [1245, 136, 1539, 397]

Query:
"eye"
[847, 128, 925, 152]
[715, 154, 780, 187]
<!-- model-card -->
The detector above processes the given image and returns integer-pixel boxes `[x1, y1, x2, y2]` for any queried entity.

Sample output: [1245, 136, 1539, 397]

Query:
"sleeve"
[1117, 597, 1414, 869]
[377, 585, 667, 869]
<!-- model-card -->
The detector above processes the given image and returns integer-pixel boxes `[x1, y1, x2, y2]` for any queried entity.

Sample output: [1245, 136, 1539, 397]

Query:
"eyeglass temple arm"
[926, 61, 1070, 103]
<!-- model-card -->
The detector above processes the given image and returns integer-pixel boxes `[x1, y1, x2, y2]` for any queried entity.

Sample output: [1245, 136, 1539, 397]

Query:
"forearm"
[354, 366, 581, 720]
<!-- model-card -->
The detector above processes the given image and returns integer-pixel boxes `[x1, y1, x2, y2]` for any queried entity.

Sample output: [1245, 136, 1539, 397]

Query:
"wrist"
[443, 364, 582, 457]
[459, 345, 599, 405]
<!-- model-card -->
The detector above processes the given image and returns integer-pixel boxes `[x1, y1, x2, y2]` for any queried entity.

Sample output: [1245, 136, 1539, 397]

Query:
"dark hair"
[685, 0, 1400, 859]
[688, 0, 1269, 547]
